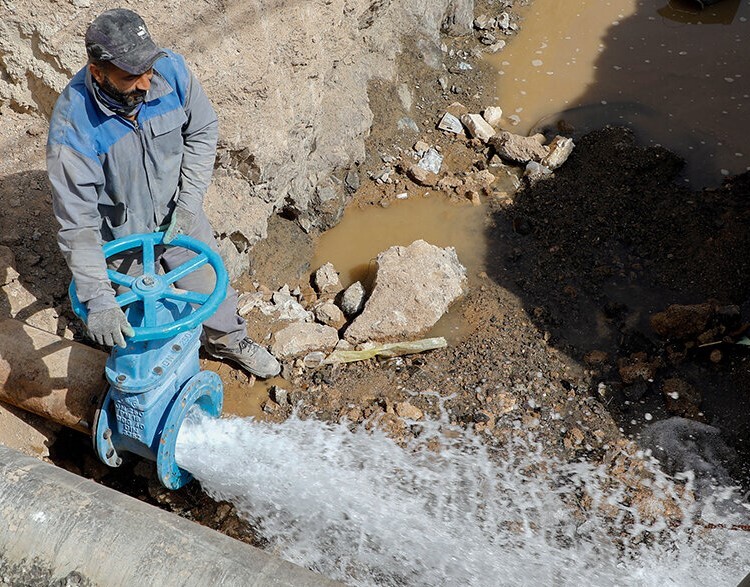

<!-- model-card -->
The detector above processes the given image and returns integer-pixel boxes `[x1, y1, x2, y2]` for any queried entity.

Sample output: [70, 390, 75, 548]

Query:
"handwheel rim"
[69, 232, 229, 342]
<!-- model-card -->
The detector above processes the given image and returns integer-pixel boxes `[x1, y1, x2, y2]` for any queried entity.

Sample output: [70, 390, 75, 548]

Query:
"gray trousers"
[108, 210, 246, 352]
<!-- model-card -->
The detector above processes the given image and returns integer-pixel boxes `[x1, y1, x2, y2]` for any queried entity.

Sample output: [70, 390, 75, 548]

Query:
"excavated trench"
[3, 0, 750, 585]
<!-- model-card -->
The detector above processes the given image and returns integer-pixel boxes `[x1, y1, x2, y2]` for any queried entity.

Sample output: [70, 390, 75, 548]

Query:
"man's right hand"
[87, 307, 135, 348]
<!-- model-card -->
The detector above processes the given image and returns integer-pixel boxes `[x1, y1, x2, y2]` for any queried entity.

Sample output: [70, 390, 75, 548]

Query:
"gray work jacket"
[47, 50, 218, 312]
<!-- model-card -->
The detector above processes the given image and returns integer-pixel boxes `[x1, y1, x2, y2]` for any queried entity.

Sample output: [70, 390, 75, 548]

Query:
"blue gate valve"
[69, 232, 229, 489]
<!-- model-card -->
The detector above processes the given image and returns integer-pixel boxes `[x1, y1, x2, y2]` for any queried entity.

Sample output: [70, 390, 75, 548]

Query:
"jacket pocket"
[150, 108, 188, 137]
[101, 202, 134, 240]
[148, 108, 188, 171]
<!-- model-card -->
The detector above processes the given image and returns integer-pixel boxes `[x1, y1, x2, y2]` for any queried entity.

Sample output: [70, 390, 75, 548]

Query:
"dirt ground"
[4, 0, 750, 553]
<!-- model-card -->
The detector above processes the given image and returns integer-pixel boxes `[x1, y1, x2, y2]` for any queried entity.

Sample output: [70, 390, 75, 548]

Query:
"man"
[47, 8, 280, 379]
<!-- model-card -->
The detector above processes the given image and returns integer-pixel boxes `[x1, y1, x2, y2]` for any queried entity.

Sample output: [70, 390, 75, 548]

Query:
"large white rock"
[271, 323, 340, 359]
[344, 240, 466, 344]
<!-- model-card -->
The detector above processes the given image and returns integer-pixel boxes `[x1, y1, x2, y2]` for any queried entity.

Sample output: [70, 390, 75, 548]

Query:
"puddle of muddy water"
[490, 0, 750, 187]
[312, 194, 488, 341]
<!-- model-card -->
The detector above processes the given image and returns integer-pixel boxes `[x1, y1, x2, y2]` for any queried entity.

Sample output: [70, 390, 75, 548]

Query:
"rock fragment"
[345, 240, 466, 344]
[271, 323, 340, 359]
[313, 262, 343, 295]
[407, 165, 439, 187]
[482, 106, 503, 128]
[418, 147, 443, 174]
[339, 281, 366, 316]
[542, 136, 575, 170]
[395, 402, 423, 420]
[314, 301, 346, 329]
[460, 113, 496, 143]
[489, 131, 548, 164]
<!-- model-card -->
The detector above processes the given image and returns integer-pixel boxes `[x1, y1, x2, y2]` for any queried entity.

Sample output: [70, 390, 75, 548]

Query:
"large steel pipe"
[0, 444, 343, 586]
[0, 318, 108, 433]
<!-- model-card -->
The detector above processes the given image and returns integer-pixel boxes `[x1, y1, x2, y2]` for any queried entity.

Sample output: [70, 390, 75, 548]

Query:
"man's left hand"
[163, 207, 195, 243]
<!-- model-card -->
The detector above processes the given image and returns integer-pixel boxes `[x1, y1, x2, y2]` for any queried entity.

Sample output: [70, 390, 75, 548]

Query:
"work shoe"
[210, 337, 281, 379]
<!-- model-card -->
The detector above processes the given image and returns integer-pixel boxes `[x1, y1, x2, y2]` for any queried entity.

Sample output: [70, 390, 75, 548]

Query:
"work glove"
[87, 307, 134, 348]
[163, 207, 195, 244]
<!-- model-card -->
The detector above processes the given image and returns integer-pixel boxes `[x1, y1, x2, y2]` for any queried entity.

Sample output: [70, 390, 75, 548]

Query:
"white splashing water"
[175, 413, 750, 587]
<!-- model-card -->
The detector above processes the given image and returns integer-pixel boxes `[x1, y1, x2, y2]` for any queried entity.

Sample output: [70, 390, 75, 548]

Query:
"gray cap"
[85, 9, 166, 75]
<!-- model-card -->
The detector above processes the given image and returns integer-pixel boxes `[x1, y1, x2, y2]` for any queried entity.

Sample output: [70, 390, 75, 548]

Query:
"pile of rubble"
[239, 239, 467, 366]
[370, 101, 576, 208]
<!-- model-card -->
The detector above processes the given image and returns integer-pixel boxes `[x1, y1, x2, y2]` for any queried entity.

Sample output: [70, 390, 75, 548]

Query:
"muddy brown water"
[312, 195, 488, 341]
[491, 0, 750, 187]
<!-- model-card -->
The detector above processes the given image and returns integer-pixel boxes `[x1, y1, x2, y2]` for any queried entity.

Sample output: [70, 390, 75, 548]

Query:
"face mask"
[94, 73, 146, 117]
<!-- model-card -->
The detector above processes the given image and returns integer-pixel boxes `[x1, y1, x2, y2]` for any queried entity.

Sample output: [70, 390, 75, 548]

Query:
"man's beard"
[100, 75, 146, 109]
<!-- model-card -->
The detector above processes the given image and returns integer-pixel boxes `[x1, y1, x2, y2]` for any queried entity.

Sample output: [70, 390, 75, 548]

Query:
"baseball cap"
[85, 9, 166, 75]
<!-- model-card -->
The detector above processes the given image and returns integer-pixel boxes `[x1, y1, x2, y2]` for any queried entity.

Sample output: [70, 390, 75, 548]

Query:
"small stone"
[482, 106, 503, 128]
[472, 169, 496, 187]
[414, 140, 429, 154]
[314, 301, 347, 329]
[418, 148, 443, 174]
[460, 113, 496, 143]
[497, 12, 511, 29]
[467, 191, 482, 206]
[395, 402, 423, 420]
[438, 77, 449, 92]
[313, 262, 343, 295]
[473, 14, 495, 30]
[262, 400, 280, 414]
[710, 349, 722, 363]
[270, 386, 289, 406]
[345, 169, 360, 192]
[480, 32, 496, 45]
[407, 164, 439, 187]
[397, 117, 420, 133]
[524, 161, 553, 183]
[489, 131, 549, 164]
[335, 339, 353, 351]
[542, 136, 575, 170]
[485, 40, 506, 53]
[339, 281, 366, 316]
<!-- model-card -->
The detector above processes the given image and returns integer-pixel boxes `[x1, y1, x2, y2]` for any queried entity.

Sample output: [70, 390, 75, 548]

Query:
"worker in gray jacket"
[47, 8, 280, 379]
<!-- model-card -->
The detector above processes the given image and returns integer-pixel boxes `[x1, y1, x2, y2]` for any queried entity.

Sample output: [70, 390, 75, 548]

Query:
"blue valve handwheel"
[69, 232, 229, 342]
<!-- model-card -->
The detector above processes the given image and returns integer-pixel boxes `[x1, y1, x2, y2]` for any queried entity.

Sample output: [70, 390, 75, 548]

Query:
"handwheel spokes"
[142, 238, 155, 272]
[142, 296, 158, 328]
[163, 253, 209, 285]
[115, 290, 139, 308]
[108, 270, 136, 289]
[163, 290, 210, 305]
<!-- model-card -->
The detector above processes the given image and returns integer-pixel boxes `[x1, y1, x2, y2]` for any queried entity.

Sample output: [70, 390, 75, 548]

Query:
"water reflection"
[658, 0, 741, 25]
[491, 0, 750, 187]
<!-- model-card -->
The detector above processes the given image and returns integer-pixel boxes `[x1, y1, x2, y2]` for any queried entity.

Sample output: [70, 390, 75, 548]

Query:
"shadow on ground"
[484, 0, 750, 484]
